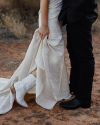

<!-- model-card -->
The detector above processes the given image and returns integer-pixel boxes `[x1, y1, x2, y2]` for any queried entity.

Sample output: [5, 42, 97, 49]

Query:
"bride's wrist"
[41, 24, 48, 27]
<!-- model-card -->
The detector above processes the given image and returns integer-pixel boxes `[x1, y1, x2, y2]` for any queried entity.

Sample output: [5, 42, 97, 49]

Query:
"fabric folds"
[0, 0, 71, 114]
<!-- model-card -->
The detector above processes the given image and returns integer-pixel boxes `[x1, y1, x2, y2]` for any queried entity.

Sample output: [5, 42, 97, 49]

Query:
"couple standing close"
[0, 0, 98, 114]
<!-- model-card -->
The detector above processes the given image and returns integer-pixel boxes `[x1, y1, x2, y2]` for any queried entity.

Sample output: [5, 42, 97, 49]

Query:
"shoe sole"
[60, 104, 91, 110]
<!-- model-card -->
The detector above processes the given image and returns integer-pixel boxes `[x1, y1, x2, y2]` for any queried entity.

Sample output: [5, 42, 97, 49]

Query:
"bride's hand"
[39, 25, 49, 40]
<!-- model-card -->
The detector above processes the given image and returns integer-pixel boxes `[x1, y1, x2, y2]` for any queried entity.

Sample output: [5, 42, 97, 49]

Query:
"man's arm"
[71, 0, 94, 12]
[67, 0, 95, 23]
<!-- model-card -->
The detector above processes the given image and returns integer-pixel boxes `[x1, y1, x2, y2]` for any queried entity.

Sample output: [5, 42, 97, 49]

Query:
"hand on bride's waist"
[39, 25, 49, 40]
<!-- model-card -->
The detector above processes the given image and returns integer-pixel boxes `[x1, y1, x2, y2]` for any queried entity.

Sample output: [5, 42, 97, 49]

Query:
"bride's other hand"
[39, 25, 49, 40]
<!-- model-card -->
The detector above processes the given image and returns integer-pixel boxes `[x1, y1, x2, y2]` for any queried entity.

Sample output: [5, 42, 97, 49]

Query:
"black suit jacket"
[59, 0, 98, 25]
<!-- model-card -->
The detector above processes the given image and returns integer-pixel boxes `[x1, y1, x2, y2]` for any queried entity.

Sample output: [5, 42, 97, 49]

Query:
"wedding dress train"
[0, 0, 71, 114]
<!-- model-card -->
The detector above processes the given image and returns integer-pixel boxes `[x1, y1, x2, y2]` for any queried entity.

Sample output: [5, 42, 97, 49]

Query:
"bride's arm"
[39, 0, 49, 40]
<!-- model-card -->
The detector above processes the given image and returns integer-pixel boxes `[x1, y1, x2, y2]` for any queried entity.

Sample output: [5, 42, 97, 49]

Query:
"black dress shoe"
[59, 98, 91, 110]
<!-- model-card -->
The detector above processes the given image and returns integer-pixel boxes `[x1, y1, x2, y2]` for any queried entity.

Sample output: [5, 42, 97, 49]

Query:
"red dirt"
[0, 31, 100, 125]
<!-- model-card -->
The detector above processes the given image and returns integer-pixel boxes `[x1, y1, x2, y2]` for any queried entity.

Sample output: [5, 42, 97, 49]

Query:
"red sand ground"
[0, 30, 100, 125]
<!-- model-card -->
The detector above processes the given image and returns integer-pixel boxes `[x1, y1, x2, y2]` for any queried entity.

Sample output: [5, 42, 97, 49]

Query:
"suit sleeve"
[67, 0, 94, 23]
[72, 0, 94, 12]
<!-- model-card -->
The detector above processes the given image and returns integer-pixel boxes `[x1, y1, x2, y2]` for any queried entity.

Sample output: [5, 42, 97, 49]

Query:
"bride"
[0, 0, 71, 114]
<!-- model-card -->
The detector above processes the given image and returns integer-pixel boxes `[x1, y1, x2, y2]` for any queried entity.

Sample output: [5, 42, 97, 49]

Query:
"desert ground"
[0, 25, 100, 125]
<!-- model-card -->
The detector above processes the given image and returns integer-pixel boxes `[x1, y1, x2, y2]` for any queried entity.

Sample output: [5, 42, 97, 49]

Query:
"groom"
[59, 0, 98, 110]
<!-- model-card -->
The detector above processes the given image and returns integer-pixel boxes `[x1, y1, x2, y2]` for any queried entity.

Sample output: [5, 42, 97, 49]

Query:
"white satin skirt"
[0, 0, 71, 114]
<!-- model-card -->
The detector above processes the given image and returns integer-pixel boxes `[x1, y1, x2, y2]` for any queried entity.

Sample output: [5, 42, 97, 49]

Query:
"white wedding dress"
[0, 0, 71, 114]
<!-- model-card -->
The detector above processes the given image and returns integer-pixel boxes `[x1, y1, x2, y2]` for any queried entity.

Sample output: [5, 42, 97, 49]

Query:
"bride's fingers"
[47, 33, 49, 39]
[39, 32, 43, 38]
[39, 29, 42, 36]
[42, 33, 49, 40]
[39, 31, 49, 40]
[42, 35, 45, 40]
[40, 32, 42, 37]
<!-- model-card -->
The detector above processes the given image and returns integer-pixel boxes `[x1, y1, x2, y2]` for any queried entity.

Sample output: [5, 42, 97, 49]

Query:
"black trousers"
[66, 17, 95, 101]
